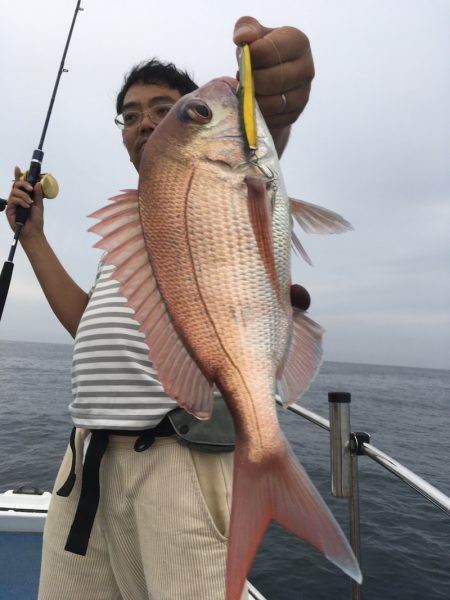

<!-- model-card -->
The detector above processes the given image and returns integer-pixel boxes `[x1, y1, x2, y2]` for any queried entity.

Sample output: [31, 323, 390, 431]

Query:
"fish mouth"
[220, 76, 239, 92]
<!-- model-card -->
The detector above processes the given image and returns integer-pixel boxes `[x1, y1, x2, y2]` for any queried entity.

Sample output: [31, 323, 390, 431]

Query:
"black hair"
[116, 58, 198, 114]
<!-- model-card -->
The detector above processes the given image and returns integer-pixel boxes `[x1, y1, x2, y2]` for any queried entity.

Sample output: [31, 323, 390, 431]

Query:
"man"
[7, 16, 314, 600]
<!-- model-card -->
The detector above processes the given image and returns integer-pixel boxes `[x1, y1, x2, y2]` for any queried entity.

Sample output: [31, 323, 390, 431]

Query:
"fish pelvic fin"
[278, 309, 324, 406]
[291, 227, 313, 265]
[88, 190, 214, 420]
[226, 436, 362, 600]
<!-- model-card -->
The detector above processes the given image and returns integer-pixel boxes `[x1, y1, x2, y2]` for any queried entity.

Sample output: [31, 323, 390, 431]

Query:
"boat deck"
[0, 531, 42, 599]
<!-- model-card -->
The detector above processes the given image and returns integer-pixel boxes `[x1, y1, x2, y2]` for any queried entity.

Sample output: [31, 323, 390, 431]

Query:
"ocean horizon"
[4, 336, 448, 371]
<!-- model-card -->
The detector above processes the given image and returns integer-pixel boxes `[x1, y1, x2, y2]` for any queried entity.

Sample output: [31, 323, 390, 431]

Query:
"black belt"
[56, 416, 175, 555]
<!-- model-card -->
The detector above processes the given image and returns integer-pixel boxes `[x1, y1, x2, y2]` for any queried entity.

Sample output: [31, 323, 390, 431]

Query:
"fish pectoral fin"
[225, 437, 362, 600]
[278, 309, 324, 406]
[89, 190, 214, 420]
[289, 197, 353, 234]
[245, 175, 281, 297]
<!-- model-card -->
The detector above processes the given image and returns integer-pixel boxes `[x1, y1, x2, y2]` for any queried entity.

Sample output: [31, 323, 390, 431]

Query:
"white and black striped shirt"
[69, 262, 178, 430]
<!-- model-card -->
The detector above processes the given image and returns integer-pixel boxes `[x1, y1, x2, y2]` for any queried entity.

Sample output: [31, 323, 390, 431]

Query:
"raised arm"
[5, 167, 89, 337]
[233, 16, 315, 157]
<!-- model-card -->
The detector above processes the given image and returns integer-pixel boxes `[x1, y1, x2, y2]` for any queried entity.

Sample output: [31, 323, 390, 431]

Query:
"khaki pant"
[39, 429, 248, 600]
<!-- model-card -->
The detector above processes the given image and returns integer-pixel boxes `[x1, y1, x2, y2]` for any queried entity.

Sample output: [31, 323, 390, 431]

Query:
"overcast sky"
[0, 0, 449, 370]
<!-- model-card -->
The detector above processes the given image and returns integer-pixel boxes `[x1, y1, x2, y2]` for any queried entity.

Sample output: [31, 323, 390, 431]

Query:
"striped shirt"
[69, 261, 178, 430]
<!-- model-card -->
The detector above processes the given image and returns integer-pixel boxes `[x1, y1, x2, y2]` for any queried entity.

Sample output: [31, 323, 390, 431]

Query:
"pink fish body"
[90, 78, 361, 598]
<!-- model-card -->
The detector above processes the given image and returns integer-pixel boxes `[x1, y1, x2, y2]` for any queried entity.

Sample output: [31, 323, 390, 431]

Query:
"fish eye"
[191, 104, 210, 118]
[180, 101, 212, 124]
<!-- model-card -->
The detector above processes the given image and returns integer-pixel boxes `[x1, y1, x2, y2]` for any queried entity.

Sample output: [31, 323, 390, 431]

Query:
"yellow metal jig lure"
[239, 43, 258, 152]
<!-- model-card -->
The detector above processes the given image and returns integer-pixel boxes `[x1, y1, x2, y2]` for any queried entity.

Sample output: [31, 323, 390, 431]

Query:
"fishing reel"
[0, 172, 59, 212]
[20, 171, 59, 199]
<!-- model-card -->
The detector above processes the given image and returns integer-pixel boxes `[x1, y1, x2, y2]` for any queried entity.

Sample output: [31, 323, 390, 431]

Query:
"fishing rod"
[0, 0, 84, 321]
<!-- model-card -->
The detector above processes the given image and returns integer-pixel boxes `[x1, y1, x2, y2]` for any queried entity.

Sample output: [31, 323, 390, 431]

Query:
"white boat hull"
[0, 489, 50, 533]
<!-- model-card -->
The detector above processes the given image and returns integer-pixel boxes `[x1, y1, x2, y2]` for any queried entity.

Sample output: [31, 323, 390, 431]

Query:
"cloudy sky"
[0, 0, 448, 369]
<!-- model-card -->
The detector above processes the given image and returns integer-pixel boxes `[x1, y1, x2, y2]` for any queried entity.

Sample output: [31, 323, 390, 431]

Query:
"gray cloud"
[1, 0, 449, 369]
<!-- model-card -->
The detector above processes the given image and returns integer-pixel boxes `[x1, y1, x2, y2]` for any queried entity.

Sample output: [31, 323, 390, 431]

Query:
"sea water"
[0, 340, 449, 599]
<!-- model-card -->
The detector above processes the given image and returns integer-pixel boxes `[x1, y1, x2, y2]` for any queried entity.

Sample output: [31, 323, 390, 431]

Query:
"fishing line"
[0, 0, 84, 321]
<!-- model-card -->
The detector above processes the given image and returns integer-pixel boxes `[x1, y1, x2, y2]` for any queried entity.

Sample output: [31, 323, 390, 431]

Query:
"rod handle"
[15, 149, 44, 226]
[0, 261, 14, 321]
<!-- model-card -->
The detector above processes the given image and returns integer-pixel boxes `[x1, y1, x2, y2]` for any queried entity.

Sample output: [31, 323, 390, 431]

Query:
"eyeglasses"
[114, 103, 174, 130]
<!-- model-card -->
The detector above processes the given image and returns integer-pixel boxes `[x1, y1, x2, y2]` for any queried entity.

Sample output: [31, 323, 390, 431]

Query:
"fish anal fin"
[279, 309, 324, 406]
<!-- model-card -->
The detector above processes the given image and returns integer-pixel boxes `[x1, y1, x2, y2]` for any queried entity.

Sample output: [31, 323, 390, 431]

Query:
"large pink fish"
[90, 77, 361, 598]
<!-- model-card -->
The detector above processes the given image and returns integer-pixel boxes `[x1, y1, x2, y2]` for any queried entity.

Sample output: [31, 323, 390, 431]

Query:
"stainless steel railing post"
[329, 392, 352, 498]
[349, 449, 362, 600]
[328, 392, 363, 600]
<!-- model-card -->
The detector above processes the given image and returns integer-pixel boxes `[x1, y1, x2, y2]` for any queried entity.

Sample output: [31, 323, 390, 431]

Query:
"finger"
[263, 110, 301, 130]
[9, 190, 34, 207]
[7, 197, 33, 212]
[33, 182, 44, 205]
[250, 28, 312, 69]
[14, 166, 23, 181]
[256, 84, 311, 119]
[9, 179, 34, 204]
[12, 179, 33, 194]
[253, 54, 314, 96]
[290, 284, 311, 311]
[233, 16, 272, 45]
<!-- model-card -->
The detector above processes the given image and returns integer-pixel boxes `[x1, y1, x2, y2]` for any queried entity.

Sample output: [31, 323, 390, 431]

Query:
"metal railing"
[248, 581, 268, 599]
[273, 393, 450, 600]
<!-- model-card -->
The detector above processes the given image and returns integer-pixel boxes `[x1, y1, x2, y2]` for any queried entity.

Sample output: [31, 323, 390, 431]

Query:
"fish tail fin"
[226, 437, 362, 600]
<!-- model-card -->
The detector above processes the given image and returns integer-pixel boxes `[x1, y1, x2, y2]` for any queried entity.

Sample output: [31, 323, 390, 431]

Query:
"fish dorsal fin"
[88, 190, 214, 420]
[245, 175, 281, 299]
[277, 308, 324, 406]
[289, 198, 353, 234]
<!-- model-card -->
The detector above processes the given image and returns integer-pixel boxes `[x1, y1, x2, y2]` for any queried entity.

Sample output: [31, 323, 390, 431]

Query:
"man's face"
[120, 82, 182, 171]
